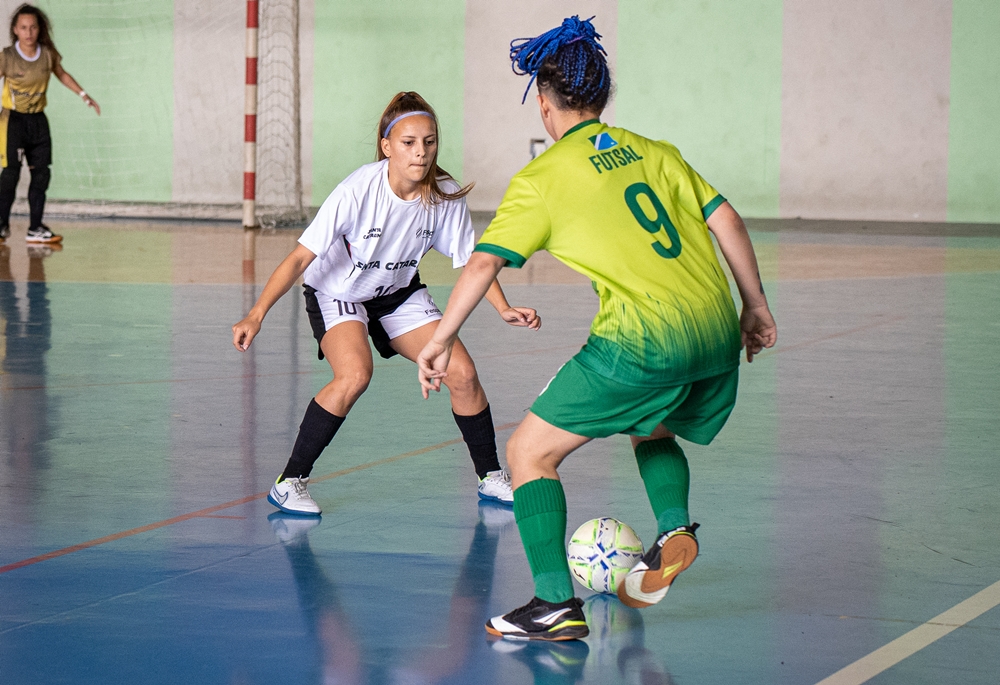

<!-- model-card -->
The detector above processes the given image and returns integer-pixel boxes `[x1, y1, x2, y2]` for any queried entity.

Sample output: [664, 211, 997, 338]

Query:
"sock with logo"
[513, 477, 575, 603]
[453, 404, 501, 478]
[280, 399, 345, 481]
[635, 437, 690, 533]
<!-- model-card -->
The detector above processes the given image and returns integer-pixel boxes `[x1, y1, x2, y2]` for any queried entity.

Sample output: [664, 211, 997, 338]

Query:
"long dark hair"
[510, 15, 612, 113]
[9, 4, 57, 54]
[376, 91, 473, 206]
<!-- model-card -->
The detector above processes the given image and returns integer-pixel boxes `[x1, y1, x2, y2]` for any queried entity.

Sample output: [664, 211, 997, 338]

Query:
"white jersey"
[299, 159, 473, 301]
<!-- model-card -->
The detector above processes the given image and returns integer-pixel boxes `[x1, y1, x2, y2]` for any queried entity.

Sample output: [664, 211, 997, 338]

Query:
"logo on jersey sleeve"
[589, 132, 618, 151]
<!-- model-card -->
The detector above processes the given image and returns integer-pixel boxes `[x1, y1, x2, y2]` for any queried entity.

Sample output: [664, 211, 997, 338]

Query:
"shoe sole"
[485, 623, 589, 642]
[266, 493, 322, 517]
[25, 236, 62, 244]
[618, 532, 698, 609]
[478, 490, 514, 506]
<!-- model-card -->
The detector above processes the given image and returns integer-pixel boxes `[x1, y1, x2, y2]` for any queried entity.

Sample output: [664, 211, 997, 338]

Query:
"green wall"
[3, 2, 996, 222]
[947, 1, 1000, 223]
[616, 0, 784, 218]
[311, 0, 466, 205]
[41, 0, 174, 203]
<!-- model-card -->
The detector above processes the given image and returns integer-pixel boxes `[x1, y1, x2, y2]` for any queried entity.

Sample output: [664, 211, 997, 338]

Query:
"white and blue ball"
[567, 517, 644, 594]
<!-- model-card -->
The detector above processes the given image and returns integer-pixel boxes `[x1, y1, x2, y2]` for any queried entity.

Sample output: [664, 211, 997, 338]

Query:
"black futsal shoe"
[0, 223, 9, 241]
[486, 596, 589, 641]
[26, 224, 62, 244]
[618, 523, 700, 609]
[24, 224, 62, 243]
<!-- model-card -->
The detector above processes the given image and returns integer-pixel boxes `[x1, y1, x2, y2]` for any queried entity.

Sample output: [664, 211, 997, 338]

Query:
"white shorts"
[313, 287, 442, 340]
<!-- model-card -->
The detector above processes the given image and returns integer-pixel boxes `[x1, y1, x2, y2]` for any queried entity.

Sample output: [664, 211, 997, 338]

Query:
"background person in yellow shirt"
[0, 4, 100, 245]
[418, 16, 777, 641]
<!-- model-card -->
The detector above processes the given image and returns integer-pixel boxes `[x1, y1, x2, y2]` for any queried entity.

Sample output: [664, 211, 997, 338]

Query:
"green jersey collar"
[561, 118, 601, 139]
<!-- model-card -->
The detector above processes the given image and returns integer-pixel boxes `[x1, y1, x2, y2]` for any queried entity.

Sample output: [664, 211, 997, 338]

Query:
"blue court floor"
[1, 220, 998, 684]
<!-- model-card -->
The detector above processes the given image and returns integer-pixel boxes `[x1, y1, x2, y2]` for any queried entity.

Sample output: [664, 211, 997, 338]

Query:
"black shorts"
[303, 271, 431, 360]
[4, 111, 51, 169]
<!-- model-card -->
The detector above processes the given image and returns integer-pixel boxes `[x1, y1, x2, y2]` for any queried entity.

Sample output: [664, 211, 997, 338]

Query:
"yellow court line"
[815, 579, 1000, 685]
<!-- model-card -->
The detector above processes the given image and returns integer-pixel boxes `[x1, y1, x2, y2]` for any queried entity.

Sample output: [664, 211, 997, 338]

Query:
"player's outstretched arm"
[484, 278, 541, 330]
[418, 252, 505, 397]
[53, 63, 100, 115]
[706, 202, 777, 362]
[232, 244, 316, 352]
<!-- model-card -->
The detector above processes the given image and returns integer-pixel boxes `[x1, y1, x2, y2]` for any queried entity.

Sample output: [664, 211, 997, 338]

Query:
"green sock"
[513, 477, 574, 603]
[635, 438, 690, 532]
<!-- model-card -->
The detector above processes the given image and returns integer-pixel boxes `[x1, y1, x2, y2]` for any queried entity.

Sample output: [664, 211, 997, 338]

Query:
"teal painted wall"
[947, 1, 1000, 223]
[40, 0, 174, 203]
[311, 0, 465, 205]
[616, 0, 784, 218]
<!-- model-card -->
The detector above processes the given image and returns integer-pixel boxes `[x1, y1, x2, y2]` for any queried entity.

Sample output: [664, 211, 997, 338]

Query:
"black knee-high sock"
[27, 165, 50, 230]
[280, 399, 345, 481]
[453, 404, 500, 478]
[0, 164, 21, 225]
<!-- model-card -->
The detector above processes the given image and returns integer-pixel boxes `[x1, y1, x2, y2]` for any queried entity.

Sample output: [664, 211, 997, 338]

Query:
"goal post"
[244, 0, 305, 229]
[243, 0, 258, 228]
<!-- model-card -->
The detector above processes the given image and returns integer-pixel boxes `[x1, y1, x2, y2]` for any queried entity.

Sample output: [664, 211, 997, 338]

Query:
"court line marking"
[815, 578, 1000, 685]
[0, 422, 518, 576]
[0, 545, 278, 635]
[1, 345, 580, 392]
[825, 613, 1000, 632]
[754, 316, 907, 360]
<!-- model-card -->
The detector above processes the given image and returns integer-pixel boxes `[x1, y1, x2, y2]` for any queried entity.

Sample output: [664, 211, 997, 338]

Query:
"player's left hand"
[740, 304, 777, 362]
[500, 307, 541, 330]
[417, 339, 453, 399]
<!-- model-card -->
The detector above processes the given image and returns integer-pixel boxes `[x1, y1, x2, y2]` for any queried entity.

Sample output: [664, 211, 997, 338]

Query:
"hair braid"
[509, 15, 611, 111]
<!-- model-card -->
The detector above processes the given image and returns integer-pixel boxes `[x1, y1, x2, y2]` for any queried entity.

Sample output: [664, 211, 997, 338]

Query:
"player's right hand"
[232, 316, 262, 352]
[417, 339, 453, 399]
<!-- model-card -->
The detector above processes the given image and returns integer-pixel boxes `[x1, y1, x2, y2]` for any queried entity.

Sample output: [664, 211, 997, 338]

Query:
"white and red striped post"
[243, 0, 259, 228]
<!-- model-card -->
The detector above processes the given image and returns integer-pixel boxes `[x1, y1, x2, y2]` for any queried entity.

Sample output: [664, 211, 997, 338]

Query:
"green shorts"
[530, 358, 738, 444]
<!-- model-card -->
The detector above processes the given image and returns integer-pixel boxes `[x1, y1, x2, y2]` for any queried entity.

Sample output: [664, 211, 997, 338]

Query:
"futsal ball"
[567, 518, 645, 594]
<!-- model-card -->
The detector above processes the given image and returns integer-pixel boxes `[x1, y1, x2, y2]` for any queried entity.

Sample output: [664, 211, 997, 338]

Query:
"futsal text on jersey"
[588, 145, 644, 174]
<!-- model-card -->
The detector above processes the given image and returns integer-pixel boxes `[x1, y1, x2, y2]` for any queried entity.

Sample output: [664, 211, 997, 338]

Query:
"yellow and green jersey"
[476, 120, 740, 386]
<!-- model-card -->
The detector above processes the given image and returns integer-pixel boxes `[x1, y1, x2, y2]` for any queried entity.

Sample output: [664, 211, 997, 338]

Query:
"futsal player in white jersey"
[233, 91, 539, 516]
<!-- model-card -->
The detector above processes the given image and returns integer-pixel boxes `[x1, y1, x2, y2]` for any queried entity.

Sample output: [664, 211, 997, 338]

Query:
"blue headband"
[383, 111, 435, 139]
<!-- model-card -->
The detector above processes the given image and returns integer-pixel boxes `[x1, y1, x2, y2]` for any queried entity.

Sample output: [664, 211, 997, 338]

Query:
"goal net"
[254, 0, 305, 227]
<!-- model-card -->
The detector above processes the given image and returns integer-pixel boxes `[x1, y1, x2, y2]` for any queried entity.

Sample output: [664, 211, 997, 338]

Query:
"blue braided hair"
[509, 15, 611, 110]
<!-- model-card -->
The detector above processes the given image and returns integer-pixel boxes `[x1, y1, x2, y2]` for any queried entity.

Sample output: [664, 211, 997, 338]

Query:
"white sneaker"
[268, 511, 321, 543]
[478, 468, 513, 505]
[267, 476, 321, 516]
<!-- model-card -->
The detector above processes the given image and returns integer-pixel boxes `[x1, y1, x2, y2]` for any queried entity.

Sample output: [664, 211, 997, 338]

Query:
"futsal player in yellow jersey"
[417, 16, 777, 641]
[0, 5, 100, 245]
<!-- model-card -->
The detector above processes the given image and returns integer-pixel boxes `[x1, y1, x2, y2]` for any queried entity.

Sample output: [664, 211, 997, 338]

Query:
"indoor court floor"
[1, 218, 998, 684]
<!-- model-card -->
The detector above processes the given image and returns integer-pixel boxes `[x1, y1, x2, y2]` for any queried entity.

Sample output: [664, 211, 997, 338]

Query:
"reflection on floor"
[0, 220, 998, 684]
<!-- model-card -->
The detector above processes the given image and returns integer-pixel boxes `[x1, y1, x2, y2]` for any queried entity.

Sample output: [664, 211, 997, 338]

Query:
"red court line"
[754, 316, 907, 359]
[0, 422, 518, 575]
[2, 345, 580, 392]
